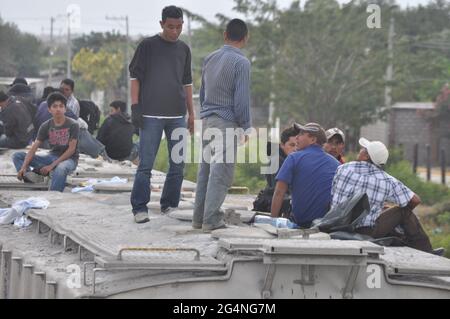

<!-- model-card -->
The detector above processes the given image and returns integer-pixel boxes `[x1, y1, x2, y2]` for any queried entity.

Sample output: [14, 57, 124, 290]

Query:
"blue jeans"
[12, 152, 77, 192]
[130, 117, 186, 214]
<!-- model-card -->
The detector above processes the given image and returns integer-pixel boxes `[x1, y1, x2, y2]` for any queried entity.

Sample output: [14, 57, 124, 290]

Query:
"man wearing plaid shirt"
[331, 137, 440, 254]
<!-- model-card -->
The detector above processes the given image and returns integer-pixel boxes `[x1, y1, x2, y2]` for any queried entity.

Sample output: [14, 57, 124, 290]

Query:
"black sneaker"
[432, 247, 445, 257]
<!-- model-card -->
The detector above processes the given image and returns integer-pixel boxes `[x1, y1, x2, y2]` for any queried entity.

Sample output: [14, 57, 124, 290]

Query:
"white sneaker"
[161, 207, 176, 215]
[134, 212, 150, 224]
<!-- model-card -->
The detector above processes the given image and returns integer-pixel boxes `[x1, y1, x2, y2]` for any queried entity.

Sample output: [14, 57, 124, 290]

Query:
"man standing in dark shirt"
[128, 6, 194, 224]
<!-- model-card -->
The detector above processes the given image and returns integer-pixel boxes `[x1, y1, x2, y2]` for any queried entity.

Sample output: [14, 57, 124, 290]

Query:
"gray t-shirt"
[37, 117, 79, 162]
[129, 35, 192, 117]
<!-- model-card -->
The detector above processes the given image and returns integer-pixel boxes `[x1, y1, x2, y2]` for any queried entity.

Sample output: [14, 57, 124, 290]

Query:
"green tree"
[0, 18, 44, 76]
[72, 48, 124, 106]
[272, 0, 388, 130]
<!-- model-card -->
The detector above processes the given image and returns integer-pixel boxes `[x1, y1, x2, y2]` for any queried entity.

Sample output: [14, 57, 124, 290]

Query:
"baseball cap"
[326, 128, 345, 143]
[7, 84, 32, 96]
[293, 122, 327, 145]
[359, 137, 389, 166]
[9, 77, 28, 87]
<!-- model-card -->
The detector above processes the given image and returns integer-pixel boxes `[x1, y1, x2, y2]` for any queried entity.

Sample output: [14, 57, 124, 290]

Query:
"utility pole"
[186, 12, 192, 48]
[48, 17, 55, 85]
[67, 11, 72, 79]
[386, 7, 396, 146]
[106, 15, 131, 107]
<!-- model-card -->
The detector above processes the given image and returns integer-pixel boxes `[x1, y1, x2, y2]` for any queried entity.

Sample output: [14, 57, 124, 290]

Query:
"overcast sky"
[0, 0, 436, 37]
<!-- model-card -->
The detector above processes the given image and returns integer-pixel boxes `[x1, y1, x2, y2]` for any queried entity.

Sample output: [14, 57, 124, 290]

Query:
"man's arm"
[234, 59, 251, 131]
[96, 118, 110, 145]
[40, 139, 77, 176]
[271, 181, 289, 218]
[407, 194, 421, 210]
[130, 79, 140, 105]
[17, 140, 42, 180]
[184, 85, 195, 134]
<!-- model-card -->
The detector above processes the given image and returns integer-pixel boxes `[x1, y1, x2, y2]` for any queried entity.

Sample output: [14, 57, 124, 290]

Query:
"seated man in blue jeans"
[12, 92, 79, 192]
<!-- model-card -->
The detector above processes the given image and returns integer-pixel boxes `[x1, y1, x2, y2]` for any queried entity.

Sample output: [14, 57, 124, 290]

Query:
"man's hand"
[131, 103, 143, 129]
[187, 114, 195, 135]
[239, 134, 249, 146]
[40, 165, 54, 176]
[17, 168, 27, 181]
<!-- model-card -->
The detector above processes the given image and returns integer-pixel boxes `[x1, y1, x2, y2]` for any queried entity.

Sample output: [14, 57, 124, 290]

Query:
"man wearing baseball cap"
[330, 137, 442, 255]
[271, 122, 340, 228]
[324, 127, 345, 164]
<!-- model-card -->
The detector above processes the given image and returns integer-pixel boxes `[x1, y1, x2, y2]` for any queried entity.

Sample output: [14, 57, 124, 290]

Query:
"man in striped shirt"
[193, 19, 251, 232]
[331, 138, 439, 254]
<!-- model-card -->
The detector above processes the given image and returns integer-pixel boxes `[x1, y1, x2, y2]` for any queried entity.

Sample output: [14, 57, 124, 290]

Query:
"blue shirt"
[276, 145, 340, 225]
[200, 45, 251, 130]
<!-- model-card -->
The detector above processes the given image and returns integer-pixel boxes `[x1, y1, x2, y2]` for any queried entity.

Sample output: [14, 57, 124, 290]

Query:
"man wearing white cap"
[330, 137, 442, 255]
[324, 127, 345, 164]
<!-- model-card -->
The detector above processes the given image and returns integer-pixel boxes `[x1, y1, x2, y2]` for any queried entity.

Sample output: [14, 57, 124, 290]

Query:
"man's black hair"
[47, 92, 67, 108]
[110, 100, 127, 113]
[61, 78, 75, 91]
[226, 19, 248, 42]
[0, 91, 8, 103]
[280, 126, 299, 144]
[42, 86, 58, 99]
[162, 6, 183, 22]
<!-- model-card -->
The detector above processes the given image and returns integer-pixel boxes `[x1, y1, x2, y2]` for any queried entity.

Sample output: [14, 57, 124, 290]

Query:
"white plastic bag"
[0, 197, 49, 226]
[72, 176, 127, 193]
[0, 208, 21, 225]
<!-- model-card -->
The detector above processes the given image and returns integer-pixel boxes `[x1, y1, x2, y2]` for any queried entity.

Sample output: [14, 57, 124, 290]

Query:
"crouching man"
[12, 92, 79, 192]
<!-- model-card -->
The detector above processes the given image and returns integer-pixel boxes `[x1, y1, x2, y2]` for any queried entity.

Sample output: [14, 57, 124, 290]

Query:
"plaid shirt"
[331, 161, 414, 228]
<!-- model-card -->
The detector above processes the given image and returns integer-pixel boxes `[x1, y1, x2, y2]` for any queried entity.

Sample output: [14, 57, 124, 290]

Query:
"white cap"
[359, 137, 389, 166]
[325, 128, 345, 143]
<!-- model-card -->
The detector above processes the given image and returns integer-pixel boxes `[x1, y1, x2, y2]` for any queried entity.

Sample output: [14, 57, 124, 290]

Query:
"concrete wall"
[360, 120, 389, 146]
[391, 109, 431, 166]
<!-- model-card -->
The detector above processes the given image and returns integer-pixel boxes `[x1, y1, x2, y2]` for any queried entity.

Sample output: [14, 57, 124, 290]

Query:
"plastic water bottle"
[254, 215, 272, 225]
[254, 216, 298, 229]
[273, 217, 299, 229]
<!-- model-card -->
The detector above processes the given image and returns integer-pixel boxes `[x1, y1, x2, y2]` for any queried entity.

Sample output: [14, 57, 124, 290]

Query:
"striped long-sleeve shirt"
[199, 45, 252, 130]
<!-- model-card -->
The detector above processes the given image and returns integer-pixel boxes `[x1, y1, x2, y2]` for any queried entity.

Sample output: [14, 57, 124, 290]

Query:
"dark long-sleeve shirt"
[129, 35, 192, 117]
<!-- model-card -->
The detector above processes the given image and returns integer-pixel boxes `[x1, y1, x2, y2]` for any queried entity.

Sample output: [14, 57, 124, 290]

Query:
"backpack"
[79, 100, 101, 134]
[253, 186, 292, 218]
